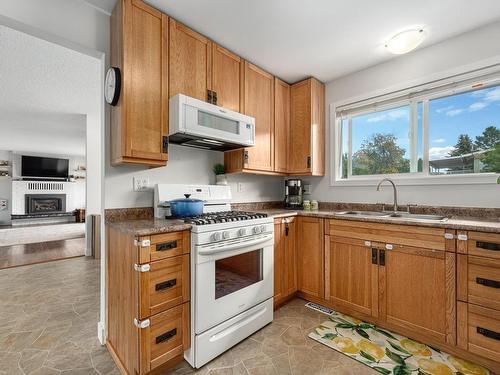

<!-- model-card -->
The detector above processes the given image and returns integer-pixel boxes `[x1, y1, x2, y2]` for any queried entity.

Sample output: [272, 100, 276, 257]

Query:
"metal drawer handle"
[477, 327, 500, 341]
[155, 278, 177, 291]
[371, 248, 378, 265]
[476, 241, 500, 251]
[156, 241, 178, 252]
[476, 277, 500, 289]
[156, 328, 177, 344]
[379, 249, 386, 267]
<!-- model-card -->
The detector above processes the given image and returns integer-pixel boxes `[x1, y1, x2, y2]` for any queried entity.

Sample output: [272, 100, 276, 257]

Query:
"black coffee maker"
[284, 179, 303, 209]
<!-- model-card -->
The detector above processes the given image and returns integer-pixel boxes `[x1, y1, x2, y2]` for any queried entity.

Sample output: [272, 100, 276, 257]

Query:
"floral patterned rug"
[308, 307, 490, 375]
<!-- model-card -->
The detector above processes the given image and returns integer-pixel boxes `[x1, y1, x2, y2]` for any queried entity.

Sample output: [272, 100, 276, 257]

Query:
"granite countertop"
[256, 209, 500, 233]
[106, 218, 191, 236]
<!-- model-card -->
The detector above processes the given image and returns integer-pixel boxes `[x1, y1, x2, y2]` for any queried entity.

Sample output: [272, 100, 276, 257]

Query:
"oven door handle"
[198, 235, 272, 255]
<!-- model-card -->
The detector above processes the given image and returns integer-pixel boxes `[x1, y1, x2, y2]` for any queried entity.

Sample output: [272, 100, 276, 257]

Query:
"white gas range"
[154, 184, 274, 368]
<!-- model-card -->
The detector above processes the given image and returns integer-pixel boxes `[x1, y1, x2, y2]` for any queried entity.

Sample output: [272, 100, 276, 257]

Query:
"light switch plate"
[133, 177, 149, 192]
[237, 182, 244, 193]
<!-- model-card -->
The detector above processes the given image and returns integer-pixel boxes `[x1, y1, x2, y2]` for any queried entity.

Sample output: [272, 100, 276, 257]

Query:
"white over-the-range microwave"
[168, 94, 255, 151]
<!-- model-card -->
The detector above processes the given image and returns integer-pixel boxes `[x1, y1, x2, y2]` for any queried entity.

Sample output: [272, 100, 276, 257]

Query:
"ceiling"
[138, 0, 500, 83]
[0, 25, 100, 156]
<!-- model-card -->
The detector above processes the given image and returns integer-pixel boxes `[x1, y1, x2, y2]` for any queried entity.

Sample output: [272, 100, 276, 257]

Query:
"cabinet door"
[380, 245, 456, 345]
[274, 78, 290, 173]
[297, 217, 324, 299]
[289, 78, 325, 175]
[284, 217, 297, 296]
[169, 19, 211, 101]
[113, 0, 168, 165]
[273, 219, 285, 306]
[289, 79, 311, 174]
[243, 62, 274, 171]
[212, 44, 243, 112]
[325, 236, 378, 318]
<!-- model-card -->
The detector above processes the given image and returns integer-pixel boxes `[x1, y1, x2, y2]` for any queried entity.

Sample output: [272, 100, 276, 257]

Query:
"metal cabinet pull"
[156, 328, 177, 344]
[476, 277, 500, 289]
[379, 249, 386, 267]
[477, 327, 500, 341]
[156, 241, 178, 252]
[307, 156, 311, 169]
[155, 279, 177, 291]
[371, 248, 378, 265]
[476, 241, 500, 252]
[285, 221, 289, 236]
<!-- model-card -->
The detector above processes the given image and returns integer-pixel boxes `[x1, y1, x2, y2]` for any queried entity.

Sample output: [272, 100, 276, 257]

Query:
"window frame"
[331, 69, 500, 187]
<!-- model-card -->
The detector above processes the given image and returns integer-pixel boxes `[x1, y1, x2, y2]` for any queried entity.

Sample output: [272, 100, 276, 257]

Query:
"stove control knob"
[253, 226, 261, 234]
[212, 232, 222, 242]
[260, 225, 266, 233]
[238, 228, 247, 237]
[222, 231, 230, 239]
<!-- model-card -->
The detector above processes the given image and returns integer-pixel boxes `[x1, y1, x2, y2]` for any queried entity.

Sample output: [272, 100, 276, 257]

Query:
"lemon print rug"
[308, 308, 490, 375]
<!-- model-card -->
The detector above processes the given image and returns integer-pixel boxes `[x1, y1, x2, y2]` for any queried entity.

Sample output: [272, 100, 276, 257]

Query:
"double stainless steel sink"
[337, 210, 448, 222]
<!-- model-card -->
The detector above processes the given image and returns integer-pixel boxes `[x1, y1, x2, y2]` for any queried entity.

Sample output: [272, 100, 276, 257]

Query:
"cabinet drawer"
[139, 303, 190, 374]
[467, 232, 500, 259]
[138, 231, 190, 263]
[460, 304, 500, 363]
[327, 219, 446, 251]
[139, 254, 190, 319]
[462, 256, 500, 311]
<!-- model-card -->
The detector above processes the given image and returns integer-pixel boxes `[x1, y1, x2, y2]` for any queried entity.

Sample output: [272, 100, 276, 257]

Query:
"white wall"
[306, 21, 500, 208]
[105, 144, 284, 208]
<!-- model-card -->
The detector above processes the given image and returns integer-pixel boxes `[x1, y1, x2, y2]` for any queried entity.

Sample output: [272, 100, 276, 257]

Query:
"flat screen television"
[21, 156, 69, 179]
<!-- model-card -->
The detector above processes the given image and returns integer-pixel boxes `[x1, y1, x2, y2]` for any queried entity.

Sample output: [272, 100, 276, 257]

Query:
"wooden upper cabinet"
[169, 19, 212, 101]
[225, 62, 274, 173]
[244, 62, 274, 171]
[111, 0, 168, 166]
[211, 44, 243, 112]
[274, 78, 290, 173]
[325, 236, 378, 318]
[289, 77, 325, 176]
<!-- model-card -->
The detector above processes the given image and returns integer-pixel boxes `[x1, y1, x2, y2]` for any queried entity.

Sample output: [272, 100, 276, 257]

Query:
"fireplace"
[25, 194, 66, 215]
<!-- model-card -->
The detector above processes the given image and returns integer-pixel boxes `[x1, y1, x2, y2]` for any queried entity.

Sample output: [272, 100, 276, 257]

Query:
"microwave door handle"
[198, 235, 272, 255]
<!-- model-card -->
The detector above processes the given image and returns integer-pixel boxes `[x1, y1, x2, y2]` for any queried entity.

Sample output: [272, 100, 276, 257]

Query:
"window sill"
[331, 173, 499, 187]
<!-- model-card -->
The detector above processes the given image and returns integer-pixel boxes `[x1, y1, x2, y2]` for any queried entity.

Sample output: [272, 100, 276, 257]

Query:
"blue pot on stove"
[169, 194, 204, 218]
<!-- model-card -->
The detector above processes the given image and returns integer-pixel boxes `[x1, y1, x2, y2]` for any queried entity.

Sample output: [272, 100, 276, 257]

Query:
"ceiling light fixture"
[385, 28, 426, 55]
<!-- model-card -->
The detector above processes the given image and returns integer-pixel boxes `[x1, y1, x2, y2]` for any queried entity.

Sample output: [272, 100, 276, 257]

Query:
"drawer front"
[139, 303, 190, 374]
[467, 305, 500, 363]
[139, 254, 190, 319]
[139, 231, 190, 263]
[327, 219, 446, 250]
[467, 232, 500, 259]
[467, 256, 500, 311]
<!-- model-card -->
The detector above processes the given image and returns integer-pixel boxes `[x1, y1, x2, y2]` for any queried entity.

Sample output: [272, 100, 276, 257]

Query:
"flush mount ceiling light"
[385, 28, 426, 55]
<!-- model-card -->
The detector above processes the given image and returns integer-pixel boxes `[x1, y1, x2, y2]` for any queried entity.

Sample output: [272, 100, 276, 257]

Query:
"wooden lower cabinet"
[297, 216, 324, 299]
[324, 235, 378, 318]
[273, 217, 297, 307]
[380, 245, 456, 345]
[107, 227, 191, 375]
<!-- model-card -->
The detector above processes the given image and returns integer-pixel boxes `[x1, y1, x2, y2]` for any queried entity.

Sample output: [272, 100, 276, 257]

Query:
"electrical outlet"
[303, 184, 312, 195]
[133, 176, 149, 192]
[237, 182, 244, 193]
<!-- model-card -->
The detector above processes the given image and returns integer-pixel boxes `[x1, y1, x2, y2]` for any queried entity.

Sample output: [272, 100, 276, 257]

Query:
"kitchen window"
[335, 68, 500, 184]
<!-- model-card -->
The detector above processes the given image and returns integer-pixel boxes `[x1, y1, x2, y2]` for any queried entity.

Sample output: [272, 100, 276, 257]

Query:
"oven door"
[195, 233, 274, 334]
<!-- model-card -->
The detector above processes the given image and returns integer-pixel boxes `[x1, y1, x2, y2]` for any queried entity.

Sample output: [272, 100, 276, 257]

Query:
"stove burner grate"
[181, 211, 267, 225]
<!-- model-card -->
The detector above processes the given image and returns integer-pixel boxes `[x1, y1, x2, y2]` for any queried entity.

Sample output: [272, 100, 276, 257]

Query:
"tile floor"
[166, 299, 377, 375]
[0, 257, 118, 374]
[0, 256, 377, 374]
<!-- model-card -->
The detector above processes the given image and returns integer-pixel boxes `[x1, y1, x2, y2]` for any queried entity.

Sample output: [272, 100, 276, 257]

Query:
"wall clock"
[105, 67, 121, 106]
